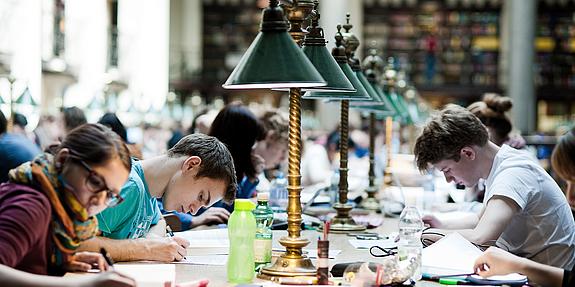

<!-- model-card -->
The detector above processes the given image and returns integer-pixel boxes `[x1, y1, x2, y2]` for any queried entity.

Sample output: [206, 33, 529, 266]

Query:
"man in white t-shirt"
[414, 105, 575, 269]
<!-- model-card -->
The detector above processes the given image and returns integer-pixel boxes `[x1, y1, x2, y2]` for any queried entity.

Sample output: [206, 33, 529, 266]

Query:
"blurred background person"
[33, 115, 60, 151]
[98, 112, 142, 159]
[253, 109, 289, 193]
[58, 107, 87, 137]
[0, 111, 41, 183]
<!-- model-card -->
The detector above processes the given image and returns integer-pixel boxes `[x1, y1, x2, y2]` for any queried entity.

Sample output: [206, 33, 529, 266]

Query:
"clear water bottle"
[269, 172, 288, 211]
[253, 192, 273, 270]
[227, 199, 256, 284]
[397, 206, 423, 281]
[329, 170, 340, 205]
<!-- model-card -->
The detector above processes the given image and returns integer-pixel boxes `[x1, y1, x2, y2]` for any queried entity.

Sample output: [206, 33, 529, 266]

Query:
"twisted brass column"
[259, 0, 317, 278]
[383, 116, 393, 187]
[360, 112, 380, 211]
[329, 100, 366, 232]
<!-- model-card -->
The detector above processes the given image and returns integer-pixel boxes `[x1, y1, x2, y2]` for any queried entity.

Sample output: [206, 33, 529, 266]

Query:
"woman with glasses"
[0, 123, 134, 286]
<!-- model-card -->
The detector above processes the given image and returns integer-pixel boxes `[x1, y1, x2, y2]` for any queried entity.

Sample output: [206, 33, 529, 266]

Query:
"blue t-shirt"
[0, 133, 41, 183]
[97, 160, 161, 239]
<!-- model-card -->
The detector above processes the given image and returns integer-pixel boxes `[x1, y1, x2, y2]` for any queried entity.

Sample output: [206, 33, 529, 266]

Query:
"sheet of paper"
[421, 232, 483, 276]
[348, 238, 397, 249]
[115, 264, 175, 287]
[174, 255, 228, 265]
[175, 228, 229, 248]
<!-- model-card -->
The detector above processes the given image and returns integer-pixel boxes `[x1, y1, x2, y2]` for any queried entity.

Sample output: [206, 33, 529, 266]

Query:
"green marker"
[438, 277, 470, 285]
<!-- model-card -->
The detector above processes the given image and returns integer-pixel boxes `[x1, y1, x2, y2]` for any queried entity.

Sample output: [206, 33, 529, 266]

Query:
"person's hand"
[422, 214, 443, 228]
[81, 271, 136, 287]
[64, 252, 108, 272]
[140, 237, 190, 262]
[251, 153, 265, 175]
[504, 135, 526, 149]
[191, 207, 230, 228]
[473, 247, 525, 277]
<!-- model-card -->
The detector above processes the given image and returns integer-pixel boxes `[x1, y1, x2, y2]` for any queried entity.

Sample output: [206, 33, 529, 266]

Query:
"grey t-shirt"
[485, 145, 575, 269]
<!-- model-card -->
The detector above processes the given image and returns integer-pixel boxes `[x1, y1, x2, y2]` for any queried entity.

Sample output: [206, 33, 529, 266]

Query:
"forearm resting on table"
[78, 236, 149, 262]
[0, 264, 89, 287]
[519, 258, 564, 287]
[431, 197, 518, 245]
[437, 212, 479, 229]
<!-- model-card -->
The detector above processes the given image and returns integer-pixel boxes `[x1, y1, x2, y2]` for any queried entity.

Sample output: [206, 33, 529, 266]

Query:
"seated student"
[253, 109, 289, 193]
[0, 124, 134, 285]
[414, 105, 575, 269]
[473, 127, 575, 287]
[78, 133, 237, 262]
[0, 111, 41, 183]
[160, 108, 288, 230]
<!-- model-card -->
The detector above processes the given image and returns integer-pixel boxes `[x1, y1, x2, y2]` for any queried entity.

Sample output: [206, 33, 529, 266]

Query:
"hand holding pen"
[166, 224, 190, 261]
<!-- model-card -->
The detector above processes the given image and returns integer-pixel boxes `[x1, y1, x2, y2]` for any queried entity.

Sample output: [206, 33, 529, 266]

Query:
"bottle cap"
[257, 192, 270, 201]
[234, 199, 256, 211]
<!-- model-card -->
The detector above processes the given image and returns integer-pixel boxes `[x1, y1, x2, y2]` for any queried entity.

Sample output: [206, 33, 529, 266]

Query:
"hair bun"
[483, 93, 512, 113]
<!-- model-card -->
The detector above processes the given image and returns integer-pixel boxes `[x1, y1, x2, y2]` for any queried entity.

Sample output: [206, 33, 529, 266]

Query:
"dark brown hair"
[55, 123, 131, 171]
[209, 102, 265, 181]
[467, 93, 513, 146]
[168, 133, 237, 204]
[61, 106, 87, 132]
[414, 104, 489, 172]
[0, 110, 6, 135]
[551, 128, 575, 182]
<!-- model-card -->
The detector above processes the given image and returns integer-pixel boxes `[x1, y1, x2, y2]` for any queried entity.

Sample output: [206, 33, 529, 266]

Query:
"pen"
[166, 225, 175, 237]
[438, 278, 471, 285]
[100, 247, 114, 270]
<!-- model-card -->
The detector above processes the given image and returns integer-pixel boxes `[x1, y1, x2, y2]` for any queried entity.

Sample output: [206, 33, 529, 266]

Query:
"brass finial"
[303, 0, 325, 46]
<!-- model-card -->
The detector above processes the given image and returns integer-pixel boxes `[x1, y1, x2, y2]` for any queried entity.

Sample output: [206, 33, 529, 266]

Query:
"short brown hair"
[551, 128, 575, 182]
[168, 133, 237, 204]
[414, 104, 489, 172]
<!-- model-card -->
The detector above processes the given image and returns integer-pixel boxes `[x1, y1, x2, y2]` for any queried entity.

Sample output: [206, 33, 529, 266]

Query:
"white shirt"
[485, 145, 575, 269]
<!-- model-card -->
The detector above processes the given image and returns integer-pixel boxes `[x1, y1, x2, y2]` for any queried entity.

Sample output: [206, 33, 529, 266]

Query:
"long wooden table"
[177, 217, 443, 286]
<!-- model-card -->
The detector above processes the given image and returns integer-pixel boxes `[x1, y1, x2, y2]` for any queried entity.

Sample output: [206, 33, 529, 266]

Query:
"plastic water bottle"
[269, 173, 288, 211]
[227, 199, 256, 284]
[329, 170, 340, 205]
[253, 192, 274, 270]
[397, 206, 423, 280]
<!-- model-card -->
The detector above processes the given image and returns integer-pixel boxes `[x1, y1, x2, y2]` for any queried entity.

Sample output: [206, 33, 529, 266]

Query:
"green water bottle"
[227, 199, 256, 284]
[253, 192, 274, 270]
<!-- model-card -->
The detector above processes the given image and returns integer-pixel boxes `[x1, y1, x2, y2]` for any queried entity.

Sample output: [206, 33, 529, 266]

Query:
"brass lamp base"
[326, 203, 366, 233]
[360, 186, 380, 212]
[258, 236, 316, 278]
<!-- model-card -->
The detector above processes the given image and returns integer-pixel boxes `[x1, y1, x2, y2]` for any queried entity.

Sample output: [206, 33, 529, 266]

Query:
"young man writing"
[414, 105, 575, 269]
[79, 134, 237, 262]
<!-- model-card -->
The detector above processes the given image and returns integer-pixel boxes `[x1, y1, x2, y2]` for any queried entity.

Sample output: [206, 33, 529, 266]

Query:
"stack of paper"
[115, 264, 175, 287]
[175, 228, 229, 248]
[422, 232, 527, 283]
[422, 232, 482, 276]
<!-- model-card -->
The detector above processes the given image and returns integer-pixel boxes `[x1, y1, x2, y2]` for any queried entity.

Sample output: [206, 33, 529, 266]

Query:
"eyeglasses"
[73, 158, 124, 207]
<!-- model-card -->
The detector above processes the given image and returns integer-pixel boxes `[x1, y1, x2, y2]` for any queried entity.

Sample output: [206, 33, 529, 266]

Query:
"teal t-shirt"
[97, 159, 161, 239]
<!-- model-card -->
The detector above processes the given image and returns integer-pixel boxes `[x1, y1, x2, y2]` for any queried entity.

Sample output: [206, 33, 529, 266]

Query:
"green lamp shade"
[0, 95, 5, 104]
[222, 32, 326, 89]
[300, 45, 355, 92]
[351, 80, 395, 116]
[15, 87, 37, 106]
[302, 61, 370, 100]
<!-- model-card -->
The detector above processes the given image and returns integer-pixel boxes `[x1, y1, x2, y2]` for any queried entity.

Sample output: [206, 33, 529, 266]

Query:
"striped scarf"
[8, 153, 98, 270]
